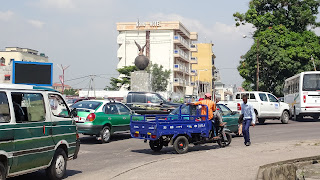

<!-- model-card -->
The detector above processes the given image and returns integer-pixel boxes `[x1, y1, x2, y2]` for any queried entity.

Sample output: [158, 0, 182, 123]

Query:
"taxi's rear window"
[71, 101, 101, 110]
[0, 92, 10, 123]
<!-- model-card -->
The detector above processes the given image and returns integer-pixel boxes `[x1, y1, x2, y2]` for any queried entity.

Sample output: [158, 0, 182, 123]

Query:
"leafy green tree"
[105, 66, 138, 91]
[150, 64, 171, 92]
[233, 0, 320, 33]
[234, 0, 320, 96]
[63, 88, 78, 96]
[238, 25, 320, 96]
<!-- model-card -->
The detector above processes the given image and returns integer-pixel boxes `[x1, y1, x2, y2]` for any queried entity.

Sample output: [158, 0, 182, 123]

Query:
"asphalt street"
[11, 118, 320, 180]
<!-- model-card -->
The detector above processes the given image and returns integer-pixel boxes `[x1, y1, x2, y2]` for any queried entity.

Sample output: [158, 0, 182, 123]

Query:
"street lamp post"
[197, 69, 208, 98]
[243, 35, 259, 91]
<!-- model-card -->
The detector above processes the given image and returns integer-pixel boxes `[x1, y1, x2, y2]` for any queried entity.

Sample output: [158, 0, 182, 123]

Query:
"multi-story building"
[0, 47, 49, 84]
[52, 83, 72, 92]
[116, 21, 198, 97]
[191, 43, 216, 98]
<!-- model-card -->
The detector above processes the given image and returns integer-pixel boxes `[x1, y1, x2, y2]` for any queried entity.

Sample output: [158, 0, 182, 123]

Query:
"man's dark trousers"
[242, 119, 252, 144]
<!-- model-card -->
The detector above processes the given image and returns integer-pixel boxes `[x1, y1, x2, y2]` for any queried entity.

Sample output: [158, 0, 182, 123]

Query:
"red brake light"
[86, 113, 96, 121]
[76, 133, 79, 139]
[151, 135, 157, 139]
[303, 95, 306, 103]
[237, 103, 241, 110]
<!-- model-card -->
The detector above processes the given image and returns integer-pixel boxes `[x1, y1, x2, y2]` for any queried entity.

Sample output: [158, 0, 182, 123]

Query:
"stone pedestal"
[131, 71, 152, 92]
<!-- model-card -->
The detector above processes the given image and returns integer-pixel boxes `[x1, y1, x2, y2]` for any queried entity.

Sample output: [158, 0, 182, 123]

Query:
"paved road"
[11, 118, 320, 179]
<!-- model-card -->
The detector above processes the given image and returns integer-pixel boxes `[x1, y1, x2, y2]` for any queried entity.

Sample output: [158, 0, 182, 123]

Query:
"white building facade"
[0, 47, 49, 84]
[116, 21, 198, 97]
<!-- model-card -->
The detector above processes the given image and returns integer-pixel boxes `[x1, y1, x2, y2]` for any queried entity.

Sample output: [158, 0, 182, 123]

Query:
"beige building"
[0, 47, 49, 84]
[191, 43, 216, 98]
[52, 83, 71, 92]
[116, 21, 198, 97]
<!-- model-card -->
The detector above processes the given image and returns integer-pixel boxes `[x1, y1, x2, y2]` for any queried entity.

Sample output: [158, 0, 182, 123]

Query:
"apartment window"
[0, 57, 5, 65]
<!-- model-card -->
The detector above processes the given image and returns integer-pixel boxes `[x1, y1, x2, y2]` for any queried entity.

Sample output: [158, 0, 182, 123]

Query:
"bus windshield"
[303, 74, 320, 91]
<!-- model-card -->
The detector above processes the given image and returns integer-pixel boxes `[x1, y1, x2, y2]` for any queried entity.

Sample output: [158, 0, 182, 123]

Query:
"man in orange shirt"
[189, 93, 221, 139]
[192, 93, 216, 120]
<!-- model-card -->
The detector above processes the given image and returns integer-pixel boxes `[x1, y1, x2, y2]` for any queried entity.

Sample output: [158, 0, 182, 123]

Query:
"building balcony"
[173, 78, 184, 87]
[190, 69, 197, 76]
[173, 64, 184, 73]
[190, 57, 198, 64]
[173, 49, 190, 63]
[173, 34, 190, 51]
[190, 44, 197, 52]
[190, 32, 198, 41]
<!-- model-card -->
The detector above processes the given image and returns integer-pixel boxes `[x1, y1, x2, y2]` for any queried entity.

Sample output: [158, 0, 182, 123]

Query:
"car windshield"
[71, 101, 101, 110]
[303, 74, 320, 91]
[170, 105, 189, 115]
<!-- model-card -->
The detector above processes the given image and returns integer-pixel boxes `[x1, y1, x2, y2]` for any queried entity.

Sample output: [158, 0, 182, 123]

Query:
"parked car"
[125, 92, 181, 115]
[169, 104, 240, 135]
[66, 98, 89, 107]
[0, 84, 80, 180]
[219, 91, 290, 124]
[72, 99, 138, 143]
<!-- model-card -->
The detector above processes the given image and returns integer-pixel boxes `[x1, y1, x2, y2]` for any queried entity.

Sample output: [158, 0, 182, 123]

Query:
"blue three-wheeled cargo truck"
[130, 105, 232, 154]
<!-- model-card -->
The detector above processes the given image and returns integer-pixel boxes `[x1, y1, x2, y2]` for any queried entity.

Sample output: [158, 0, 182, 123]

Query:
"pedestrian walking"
[241, 94, 256, 146]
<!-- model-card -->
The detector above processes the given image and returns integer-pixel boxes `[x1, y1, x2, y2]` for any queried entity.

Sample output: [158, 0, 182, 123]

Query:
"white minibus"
[284, 71, 320, 120]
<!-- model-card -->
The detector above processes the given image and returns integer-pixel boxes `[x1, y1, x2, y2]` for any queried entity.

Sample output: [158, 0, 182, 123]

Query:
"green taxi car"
[72, 100, 135, 143]
[0, 84, 80, 180]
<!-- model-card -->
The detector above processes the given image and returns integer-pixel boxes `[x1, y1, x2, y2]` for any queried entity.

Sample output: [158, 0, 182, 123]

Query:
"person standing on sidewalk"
[241, 94, 256, 146]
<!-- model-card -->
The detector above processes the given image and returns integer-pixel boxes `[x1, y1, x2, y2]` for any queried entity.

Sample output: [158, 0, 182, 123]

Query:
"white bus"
[284, 71, 320, 120]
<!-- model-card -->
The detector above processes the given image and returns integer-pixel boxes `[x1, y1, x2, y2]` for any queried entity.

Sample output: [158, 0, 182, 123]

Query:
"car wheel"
[100, 126, 111, 143]
[0, 162, 6, 180]
[46, 148, 67, 180]
[173, 136, 189, 154]
[258, 118, 265, 124]
[149, 138, 163, 152]
[281, 111, 289, 124]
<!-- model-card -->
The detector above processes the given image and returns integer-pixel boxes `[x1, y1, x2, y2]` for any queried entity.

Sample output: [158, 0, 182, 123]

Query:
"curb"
[256, 155, 320, 180]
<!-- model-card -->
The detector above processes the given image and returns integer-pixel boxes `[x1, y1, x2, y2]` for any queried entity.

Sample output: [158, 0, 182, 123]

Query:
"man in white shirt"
[241, 94, 256, 146]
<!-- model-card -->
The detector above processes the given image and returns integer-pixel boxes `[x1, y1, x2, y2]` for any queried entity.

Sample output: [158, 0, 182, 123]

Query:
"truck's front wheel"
[281, 111, 289, 124]
[149, 138, 163, 152]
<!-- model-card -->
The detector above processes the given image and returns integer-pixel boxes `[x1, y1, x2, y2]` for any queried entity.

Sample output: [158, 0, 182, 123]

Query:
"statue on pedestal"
[134, 40, 149, 70]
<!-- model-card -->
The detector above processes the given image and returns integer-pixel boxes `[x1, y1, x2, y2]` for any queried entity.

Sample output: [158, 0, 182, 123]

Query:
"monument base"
[131, 71, 152, 92]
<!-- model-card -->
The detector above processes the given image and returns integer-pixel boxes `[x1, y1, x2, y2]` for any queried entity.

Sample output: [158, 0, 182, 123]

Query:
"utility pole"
[311, 55, 316, 71]
[256, 39, 259, 91]
[87, 75, 96, 98]
[57, 64, 70, 94]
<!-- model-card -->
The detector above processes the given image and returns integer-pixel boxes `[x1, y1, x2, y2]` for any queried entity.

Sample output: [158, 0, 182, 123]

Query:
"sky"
[0, 0, 266, 89]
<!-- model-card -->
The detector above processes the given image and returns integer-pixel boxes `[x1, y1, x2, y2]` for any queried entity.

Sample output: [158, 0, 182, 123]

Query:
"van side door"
[48, 94, 78, 157]
[10, 92, 55, 173]
[0, 91, 14, 173]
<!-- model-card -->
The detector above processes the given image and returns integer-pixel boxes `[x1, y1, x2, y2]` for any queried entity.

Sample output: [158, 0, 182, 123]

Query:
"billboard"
[12, 61, 53, 86]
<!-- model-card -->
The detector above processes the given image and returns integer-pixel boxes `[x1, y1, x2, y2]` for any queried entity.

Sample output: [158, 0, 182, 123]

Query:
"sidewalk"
[109, 139, 320, 180]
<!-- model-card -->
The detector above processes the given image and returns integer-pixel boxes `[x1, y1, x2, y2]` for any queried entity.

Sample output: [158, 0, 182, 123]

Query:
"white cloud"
[27, 19, 45, 28]
[0, 10, 14, 21]
[38, 0, 75, 9]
